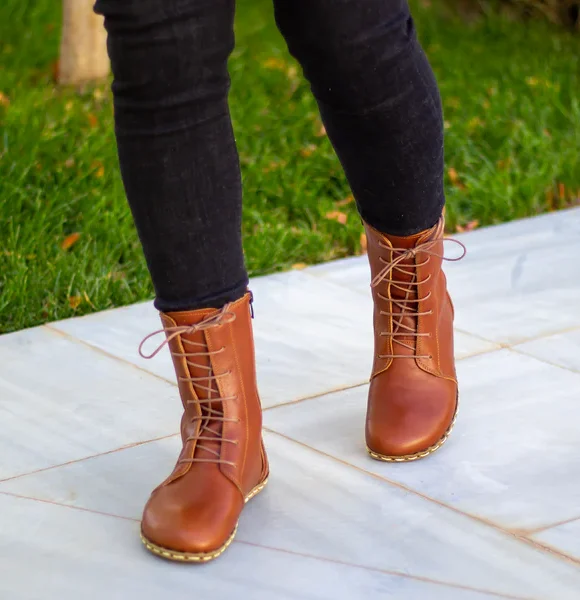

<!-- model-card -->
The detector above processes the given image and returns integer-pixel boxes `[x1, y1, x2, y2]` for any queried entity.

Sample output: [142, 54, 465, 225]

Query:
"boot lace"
[138, 305, 238, 467]
[371, 222, 466, 360]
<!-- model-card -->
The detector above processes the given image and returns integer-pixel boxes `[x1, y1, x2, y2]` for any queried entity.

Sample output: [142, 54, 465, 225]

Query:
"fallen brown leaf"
[292, 263, 308, 270]
[87, 113, 98, 128]
[61, 232, 81, 250]
[263, 57, 286, 70]
[262, 159, 287, 173]
[0, 92, 10, 108]
[546, 188, 555, 211]
[456, 220, 479, 233]
[558, 182, 566, 202]
[91, 160, 105, 178]
[325, 210, 347, 225]
[447, 167, 467, 190]
[69, 296, 82, 310]
[50, 60, 59, 82]
[287, 66, 298, 80]
[467, 116, 484, 130]
[315, 123, 327, 137]
[299, 144, 317, 158]
[335, 195, 354, 207]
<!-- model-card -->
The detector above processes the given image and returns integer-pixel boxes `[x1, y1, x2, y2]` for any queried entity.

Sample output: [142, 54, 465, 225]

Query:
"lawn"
[1, 0, 579, 334]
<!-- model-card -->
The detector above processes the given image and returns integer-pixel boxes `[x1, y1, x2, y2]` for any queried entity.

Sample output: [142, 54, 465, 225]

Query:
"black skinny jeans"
[95, 0, 445, 312]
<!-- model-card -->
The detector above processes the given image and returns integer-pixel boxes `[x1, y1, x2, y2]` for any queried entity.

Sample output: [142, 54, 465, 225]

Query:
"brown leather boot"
[364, 217, 464, 462]
[138, 292, 269, 562]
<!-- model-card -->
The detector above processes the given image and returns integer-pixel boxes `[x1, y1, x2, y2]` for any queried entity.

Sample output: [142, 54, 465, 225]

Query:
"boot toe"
[366, 378, 457, 460]
[141, 475, 243, 557]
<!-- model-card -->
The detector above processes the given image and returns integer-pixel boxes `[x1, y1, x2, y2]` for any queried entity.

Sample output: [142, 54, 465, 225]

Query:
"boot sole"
[366, 401, 458, 463]
[140, 477, 268, 563]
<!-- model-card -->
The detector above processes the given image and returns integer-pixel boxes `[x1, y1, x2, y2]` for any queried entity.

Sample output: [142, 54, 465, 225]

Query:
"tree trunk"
[59, 0, 109, 86]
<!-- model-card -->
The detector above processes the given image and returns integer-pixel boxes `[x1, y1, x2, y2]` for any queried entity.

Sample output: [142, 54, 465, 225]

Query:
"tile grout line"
[453, 323, 580, 355]
[0, 433, 180, 484]
[263, 344, 513, 414]
[0, 491, 532, 600]
[0, 490, 139, 523]
[6, 409, 580, 560]
[507, 346, 580, 377]
[43, 318, 580, 383]
[263, 428, 580, 569]
[43, 324, 178, 387]
[263, 381, 369, 412]
[234, 540, 534, 600]
[513, 323, 580, 345]
[513, 536, 580, 568]
[43, 320, 503, 417]
[525, 514, 580, 536]
[2, 343, 562, 486]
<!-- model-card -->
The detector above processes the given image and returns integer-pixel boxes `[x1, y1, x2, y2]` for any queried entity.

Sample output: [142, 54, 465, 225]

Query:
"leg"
[274, 0, 459, 461]
[273, 0, 444, 236]
[96, 0, 246, 311]
[95, 0, 268, 561]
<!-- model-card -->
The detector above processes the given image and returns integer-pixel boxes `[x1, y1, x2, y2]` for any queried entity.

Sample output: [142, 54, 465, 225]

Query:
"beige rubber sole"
[367, 404, 458, 463]
[140, 477, 268, 563]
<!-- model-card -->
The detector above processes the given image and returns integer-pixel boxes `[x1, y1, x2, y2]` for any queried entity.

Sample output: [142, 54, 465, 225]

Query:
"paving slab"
[0, 327, 181, 480]
[2, 209, 580, 598]
[2, 434, 579, 600]
[264, 349, 580, 532]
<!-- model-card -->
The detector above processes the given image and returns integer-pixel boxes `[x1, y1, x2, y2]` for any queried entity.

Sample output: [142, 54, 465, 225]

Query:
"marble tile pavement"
[1, 208, 580, 599]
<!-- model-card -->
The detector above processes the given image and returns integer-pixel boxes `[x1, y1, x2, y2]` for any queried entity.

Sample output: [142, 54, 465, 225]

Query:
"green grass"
[1, 0, 579, 333]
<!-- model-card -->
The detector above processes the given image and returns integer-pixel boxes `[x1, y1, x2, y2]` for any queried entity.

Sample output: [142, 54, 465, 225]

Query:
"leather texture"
[141, 293, 269, 556]
[364, 218, 458, 459]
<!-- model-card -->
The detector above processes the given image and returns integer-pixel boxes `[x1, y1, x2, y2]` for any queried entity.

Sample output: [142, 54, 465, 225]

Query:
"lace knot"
[138, 305, 235, 360]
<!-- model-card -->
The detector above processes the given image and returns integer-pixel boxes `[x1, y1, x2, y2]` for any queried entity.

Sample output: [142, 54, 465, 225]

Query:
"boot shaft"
[364, 218, 456, 380]
[142, 293, 265, 493]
